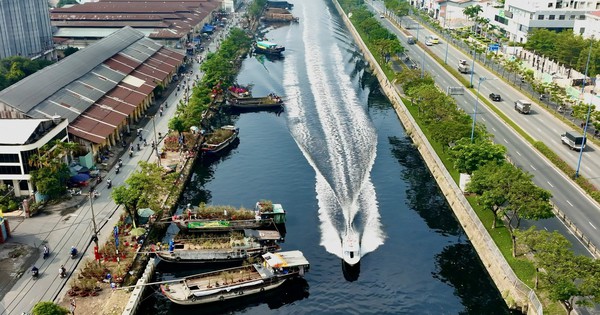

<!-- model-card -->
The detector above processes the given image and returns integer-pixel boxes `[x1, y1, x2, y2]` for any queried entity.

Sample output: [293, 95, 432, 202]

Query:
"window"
[580, 27, 586, 34]
[559, 15, 565, 19]
[548, 2, 553, 6]
[538, 14, 545, 19]
[0, 166, 21, 175]
[580, 15, 586, 19]
[549, 15, 555, 20]
[0, 154, 19, 163]
[570, 15, 576, 19]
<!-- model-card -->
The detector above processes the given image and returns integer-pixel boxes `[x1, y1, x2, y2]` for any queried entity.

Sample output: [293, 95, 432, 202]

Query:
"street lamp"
[575, 36, 594, 178]
[469, 48, 476, 88]
[150, 115, 162, 167]
[88, 191, 99, 249]
[470, 77, 488, 142]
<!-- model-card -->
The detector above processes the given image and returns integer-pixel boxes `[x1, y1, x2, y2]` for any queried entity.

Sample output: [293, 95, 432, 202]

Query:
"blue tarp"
[70, 173, 90, 183]
[201, 24, 215, 33]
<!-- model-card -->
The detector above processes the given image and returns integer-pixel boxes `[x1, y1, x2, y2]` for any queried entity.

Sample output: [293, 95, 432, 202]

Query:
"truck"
[458, 59, 470, 74]
[561, 131, 586, 151]
[514, 99, 531, 114]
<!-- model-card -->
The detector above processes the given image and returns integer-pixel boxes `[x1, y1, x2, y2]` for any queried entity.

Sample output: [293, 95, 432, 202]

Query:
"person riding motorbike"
[70, 246, 78, 258]
[107, 178, 112, 189]
[31, 266, 39, 278]
[43, 245, 49, 259]
[59, 265, 66, 278]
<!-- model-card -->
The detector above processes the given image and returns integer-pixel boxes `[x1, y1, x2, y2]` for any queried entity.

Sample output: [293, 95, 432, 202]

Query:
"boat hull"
[201, 126, 239, 155]
[254, 46, 285, 55]
[162, 278, 287, 306]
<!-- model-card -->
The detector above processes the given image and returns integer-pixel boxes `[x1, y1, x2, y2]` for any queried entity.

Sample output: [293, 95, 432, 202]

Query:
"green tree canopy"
[32, 301, 69, 315]
[0, 56, 53, 91]
[449, 139, 506, 174]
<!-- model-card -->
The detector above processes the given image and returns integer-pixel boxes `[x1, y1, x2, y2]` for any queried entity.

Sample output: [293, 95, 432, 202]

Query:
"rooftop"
[0, 119, 62, 145]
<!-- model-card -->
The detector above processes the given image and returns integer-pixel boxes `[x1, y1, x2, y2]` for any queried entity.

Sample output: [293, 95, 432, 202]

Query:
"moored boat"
[160, 250, 310, 305]
[156, 229, 282, 265]
[254, 41, 285, 55]
[226, 93, 283, 111]
[172, 200, 286, 233]
[201, 125, 239, 154]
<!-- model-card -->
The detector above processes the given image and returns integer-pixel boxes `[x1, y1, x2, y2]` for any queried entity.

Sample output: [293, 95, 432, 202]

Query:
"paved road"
[365, 2, 600, 260]
[0, 15, 243, 314]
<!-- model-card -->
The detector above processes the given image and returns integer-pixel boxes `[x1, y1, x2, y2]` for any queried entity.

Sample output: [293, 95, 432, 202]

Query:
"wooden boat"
[160, 250, 310, 305]
[228, 85, 252, 99]
[172, 200, 286, 233]
[254, 41, 285, 55]
[201, 125, 239, 154]
[156, 229, 282, 265]
[226, 94, 283, 111]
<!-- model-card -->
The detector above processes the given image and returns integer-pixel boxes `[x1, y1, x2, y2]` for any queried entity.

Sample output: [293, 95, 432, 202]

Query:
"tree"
[168, 116, 186, 135]
[429, 115, 472, 149]
[504, 180, 553, 256]
[32, 301, 69, 315]
[63, 46, 79, 57]
[449, 139, 506, 174]
[517, 227, 600, 314]
[111, 162, 175, 226]
[463, 5, 482, 21]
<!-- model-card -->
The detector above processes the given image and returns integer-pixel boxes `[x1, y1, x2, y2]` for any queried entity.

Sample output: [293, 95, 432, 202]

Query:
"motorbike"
[59, 268, 66, 278]
[31, 269, 39, 279]
[118, 159, 123, 167]
[129, 151, 133, 158]
[70, 249, 78, 259]
[137, 143, 141, 151]
[92, 191, 100, 199]
[107, 180, 112, 189]
[115, 166, 120, 174]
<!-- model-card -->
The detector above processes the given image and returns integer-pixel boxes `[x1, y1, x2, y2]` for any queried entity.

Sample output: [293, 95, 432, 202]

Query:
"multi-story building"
[504, 0, 600, 43]
[0, 118, 68, 197]
[0, 0, 54, 59]
[573, 10, 600, 38]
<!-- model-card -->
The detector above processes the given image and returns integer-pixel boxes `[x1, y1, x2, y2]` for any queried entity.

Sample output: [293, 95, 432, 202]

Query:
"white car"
[425, 40, 433, 46]
[380, 14, 385, 18]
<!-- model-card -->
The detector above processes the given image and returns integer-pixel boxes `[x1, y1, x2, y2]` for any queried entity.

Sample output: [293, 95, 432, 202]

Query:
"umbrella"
[70, 173, 90, 183]
[137, 208, 155, 218]
[130, 227, 146, 237]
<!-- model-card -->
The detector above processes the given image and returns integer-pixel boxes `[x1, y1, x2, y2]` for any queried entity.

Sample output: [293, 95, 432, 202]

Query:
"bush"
[32, 301, 69, 315]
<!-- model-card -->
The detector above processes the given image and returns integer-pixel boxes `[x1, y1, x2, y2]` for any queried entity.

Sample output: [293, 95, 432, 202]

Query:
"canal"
[138, 0, 515, 314]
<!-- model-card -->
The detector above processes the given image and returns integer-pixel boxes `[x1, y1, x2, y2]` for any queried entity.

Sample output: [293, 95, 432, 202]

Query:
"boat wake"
[283, 0, 384, 266]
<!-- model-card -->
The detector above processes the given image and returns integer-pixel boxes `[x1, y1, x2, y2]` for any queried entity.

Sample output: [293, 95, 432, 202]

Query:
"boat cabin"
[262, 250, 310, 276]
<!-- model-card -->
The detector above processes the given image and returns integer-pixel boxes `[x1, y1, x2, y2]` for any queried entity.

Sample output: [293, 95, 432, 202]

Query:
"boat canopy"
[262, 250, 309, 268]
[257, 41, 278, 48]
[244, 229, 281, 240]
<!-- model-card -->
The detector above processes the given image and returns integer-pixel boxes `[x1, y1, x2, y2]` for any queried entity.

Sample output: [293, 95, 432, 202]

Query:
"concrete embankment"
[331, 1, 540, 314]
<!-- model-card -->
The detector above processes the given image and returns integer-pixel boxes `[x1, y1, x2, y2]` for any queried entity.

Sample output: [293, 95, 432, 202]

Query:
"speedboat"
[341, 226, 360, 266]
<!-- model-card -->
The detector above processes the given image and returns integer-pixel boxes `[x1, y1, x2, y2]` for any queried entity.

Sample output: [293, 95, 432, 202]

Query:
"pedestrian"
[160, 108, 163, 116]
[69, 298, 76, 314]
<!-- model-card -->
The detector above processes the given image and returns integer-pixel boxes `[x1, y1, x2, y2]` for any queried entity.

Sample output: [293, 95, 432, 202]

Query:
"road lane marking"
[530, 165, 537, 171]
[544, 227, 548, 231]
[491, 127, 496, 132]
[566, 200, 573, 207]
[516, 151, 522, 156]
[552, 128, 558, 133]
[547, 181, 554, 188]
[503, 138, 508, 143]
[590, 222, 597, 230]
[537, 127, 542, 132]
[523, 117, 530, 122]
[481, 117, 486, 122]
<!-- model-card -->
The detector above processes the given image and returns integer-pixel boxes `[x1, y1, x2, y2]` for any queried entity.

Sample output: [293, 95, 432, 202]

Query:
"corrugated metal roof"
[0, 27, 144, 117]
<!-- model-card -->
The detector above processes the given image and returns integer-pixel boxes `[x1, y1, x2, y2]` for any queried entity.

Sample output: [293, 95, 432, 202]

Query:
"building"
[0, 0, 54, 59]
[573, 10, 600, 38]
[0, 27, 185, 159]
[0, 118, 69, 197]
[435, 0, 482, 29]
[504, 0, 600, 43]
[50, 0, 221, 49]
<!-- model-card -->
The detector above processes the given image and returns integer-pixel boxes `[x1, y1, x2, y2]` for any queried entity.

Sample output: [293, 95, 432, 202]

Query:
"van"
[425, 35, 439, 44]
[407, 36, 416, 45]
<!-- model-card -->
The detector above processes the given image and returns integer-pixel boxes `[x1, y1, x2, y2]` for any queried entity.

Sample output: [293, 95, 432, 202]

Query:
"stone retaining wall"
[332, 1, 541, 314]
[122, 257, 156, 315]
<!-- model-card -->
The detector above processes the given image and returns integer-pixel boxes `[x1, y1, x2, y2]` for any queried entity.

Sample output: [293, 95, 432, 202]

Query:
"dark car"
[489, 93, 502, 101]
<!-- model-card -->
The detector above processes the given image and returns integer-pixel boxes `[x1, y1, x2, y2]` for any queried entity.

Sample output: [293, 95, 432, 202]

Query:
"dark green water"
[138, 0, 515, 314]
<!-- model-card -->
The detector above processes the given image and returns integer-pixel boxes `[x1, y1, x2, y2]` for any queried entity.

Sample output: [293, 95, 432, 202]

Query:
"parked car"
[489, 93, 502, 101]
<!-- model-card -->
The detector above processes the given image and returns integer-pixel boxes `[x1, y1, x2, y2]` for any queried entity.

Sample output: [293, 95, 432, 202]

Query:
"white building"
[504, 0, 600, 43]
[573, 10, 600, 38]
[0, 118, 68, 197]
[435, 0, 483, 29]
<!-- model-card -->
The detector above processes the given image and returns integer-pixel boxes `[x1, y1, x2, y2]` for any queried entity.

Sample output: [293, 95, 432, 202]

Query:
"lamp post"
[575, 36, 594, 178]
[150, 115, 162, 167]
[88, 191, 99, 249]
[444, 12, 451, 64]
[470, 77, 487, 142]
[469, 48, 476, 88]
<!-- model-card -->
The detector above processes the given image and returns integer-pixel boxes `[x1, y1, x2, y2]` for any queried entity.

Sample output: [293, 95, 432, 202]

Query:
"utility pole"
[89, 191, 99, 249]
[151, 115, 162, 167]
[575, 36, 594, 178]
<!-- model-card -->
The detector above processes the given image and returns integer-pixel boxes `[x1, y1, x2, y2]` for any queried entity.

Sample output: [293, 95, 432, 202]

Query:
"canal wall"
[122, 258, 156, 315]
[331, 1, 541, 314]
